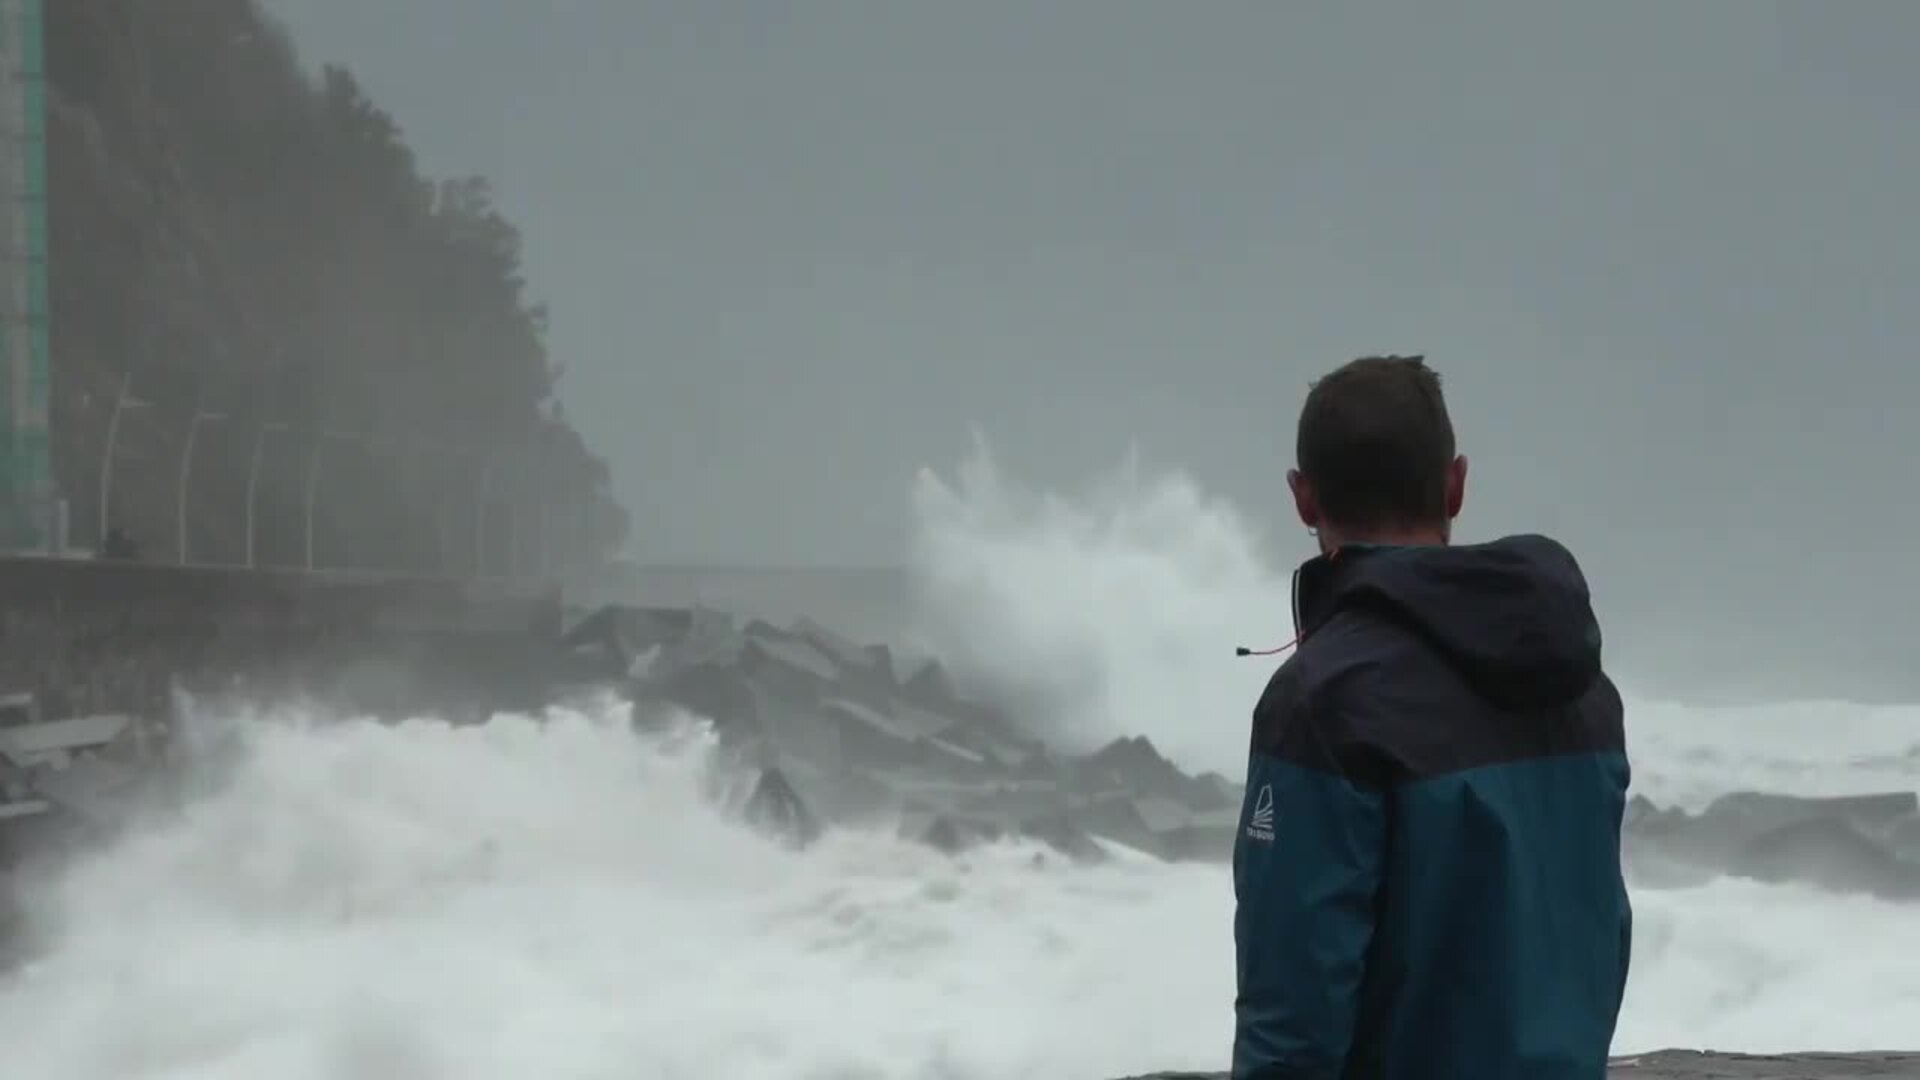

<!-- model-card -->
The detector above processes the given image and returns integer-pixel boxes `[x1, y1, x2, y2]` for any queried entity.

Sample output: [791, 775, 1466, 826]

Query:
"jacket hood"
[1293, 534, 1605, 709]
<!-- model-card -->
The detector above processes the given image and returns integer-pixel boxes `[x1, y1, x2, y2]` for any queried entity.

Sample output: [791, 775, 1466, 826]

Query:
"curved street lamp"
[176, 401, 228, 564]
[96, 369, 151, 545]
[243, 421, 289, 568]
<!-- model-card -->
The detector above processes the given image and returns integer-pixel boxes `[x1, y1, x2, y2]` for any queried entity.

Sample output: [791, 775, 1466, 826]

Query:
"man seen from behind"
[1232, 355, 1632, 1080]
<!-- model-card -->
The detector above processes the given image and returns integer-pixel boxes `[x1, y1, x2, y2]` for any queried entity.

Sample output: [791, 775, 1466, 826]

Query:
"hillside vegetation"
[45, 0, 627, 575]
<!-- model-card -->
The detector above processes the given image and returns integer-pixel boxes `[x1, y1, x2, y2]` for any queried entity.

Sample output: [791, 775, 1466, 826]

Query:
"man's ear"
[1445, 455, 1468, 520]
[1288, 469, 1322, 530]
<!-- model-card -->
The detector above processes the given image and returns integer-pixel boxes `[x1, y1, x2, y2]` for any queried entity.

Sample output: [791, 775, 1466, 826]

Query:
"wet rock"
[899, 811, 1002, 855]
[1625, 790, 1920, 900]
[1077, 735, 1236, 811]
[820, 696, 966, 773]
[0, 712, 153, 839]
[941, 720, 1047, 774]
[1062, 792, 1201, 857]
[740, 627, 841, 703]
[1195, 770, 1243, 807]
[1707, 790, 1917, 836]
[788, 759, 897, 823]
[900, 656, 958, 705]
[566, 603, 1920, 892]
[752, 684, 846, 771]
[1017, 813, 1108, 864]
[563, 605, 706, 675]
[28, 759, 147, 831]
[1885, 812, 1920, 860]
[659, 607, 746, 671]
[1107, 1051, 1920, 1078]
[1012, 748, 1062, 782]
[1153, 807, 1242, 862]
[569, 604, 1277, 864]
[643, 661, 760, 741]
[741, 767, 822, 849]
[789, 616, 897, 691]
[0, 713, 139, 769]
[1728, 816, 1920, 901]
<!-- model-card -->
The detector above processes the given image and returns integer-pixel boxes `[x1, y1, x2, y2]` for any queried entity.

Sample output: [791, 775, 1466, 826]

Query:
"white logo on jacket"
[1244, 784, 1275, 842]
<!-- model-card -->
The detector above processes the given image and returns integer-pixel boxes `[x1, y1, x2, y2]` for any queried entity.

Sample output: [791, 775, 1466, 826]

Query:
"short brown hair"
[1295, 355, 1456, 532]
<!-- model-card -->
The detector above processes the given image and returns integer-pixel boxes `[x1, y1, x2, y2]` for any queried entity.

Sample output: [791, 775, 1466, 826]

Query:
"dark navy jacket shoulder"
[1232, 534, 1632, 1080]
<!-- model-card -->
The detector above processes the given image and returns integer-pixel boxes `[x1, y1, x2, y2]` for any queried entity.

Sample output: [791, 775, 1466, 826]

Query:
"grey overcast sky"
[263, 0, 1920, 688]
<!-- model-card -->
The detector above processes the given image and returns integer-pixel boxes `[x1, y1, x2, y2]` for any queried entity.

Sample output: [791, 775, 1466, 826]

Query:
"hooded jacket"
[1231, 534, 1631, 1080]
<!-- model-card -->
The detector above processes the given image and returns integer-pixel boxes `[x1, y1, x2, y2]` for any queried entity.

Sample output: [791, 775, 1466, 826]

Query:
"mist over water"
[4, 446, 1919, 1078]
[1, 709, 1231, 1080]
[907, 437, 1282, 774]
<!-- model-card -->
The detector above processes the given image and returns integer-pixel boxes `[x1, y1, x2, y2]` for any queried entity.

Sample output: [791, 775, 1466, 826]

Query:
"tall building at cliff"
[0, 0, 53, 551]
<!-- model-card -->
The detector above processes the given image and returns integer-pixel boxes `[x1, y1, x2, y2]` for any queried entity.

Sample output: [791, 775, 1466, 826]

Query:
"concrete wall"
[0, 555, 565, 721]
[584, 564, 915, 649]
[0, 555, 560, 635]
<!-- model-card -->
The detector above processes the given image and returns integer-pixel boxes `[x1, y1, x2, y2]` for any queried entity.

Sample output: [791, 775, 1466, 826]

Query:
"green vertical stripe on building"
[0, 0, 52, 549]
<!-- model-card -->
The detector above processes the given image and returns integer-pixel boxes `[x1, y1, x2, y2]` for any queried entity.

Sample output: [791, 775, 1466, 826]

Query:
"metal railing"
[73, 367, 587, 582]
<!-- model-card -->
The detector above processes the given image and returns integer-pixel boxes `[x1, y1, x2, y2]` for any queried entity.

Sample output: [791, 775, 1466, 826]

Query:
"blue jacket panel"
[1232, 535, 1632, 1080]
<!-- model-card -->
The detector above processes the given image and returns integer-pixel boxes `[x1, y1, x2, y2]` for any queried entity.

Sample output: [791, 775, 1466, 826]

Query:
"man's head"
[1288, 355, 1467, 550]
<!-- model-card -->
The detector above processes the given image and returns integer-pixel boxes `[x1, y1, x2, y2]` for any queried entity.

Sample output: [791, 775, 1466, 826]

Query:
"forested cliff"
[45, 0, 627, 575]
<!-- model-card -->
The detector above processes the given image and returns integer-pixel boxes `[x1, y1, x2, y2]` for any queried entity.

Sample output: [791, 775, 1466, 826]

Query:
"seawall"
[1111, 1050, 1920, 1078]
[0, 554, 566, 723]
[0, 555, 561, 635]
[581, 563, 915, 647]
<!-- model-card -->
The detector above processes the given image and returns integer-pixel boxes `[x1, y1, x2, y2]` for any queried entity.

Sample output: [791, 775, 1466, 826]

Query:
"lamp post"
[294, 429, 486, 575]
[504, 456, 523, 579]
[474, 443, 544, 580]
[243, 421, 289, 568]
[474, 455, 498, 577]
[515, 435, 555, 581]
[523, 441, 558, 581]
[97, 369, 151, 545]
[400, 435, 480, 575]
[176, 402, 228, 564]
[302, 428, 360, 571]
[532, 460, 554, 580]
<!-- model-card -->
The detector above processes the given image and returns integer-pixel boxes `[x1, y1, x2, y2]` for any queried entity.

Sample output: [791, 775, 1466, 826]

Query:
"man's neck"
[1318, 525, 1448, 554]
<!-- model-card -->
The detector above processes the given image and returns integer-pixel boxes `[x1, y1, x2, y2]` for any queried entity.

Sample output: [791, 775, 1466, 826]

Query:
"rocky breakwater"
[570, 604, 1920, 900]
[1109, 1051, 1920, 1078]
[1623, 789, 1920, 901]
[563, 605, 1244, 862]
[11, 591, 1918, 908]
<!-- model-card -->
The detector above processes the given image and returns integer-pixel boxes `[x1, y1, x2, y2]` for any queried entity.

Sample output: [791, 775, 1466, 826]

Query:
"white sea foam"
[3, 445, 1913, 1078]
